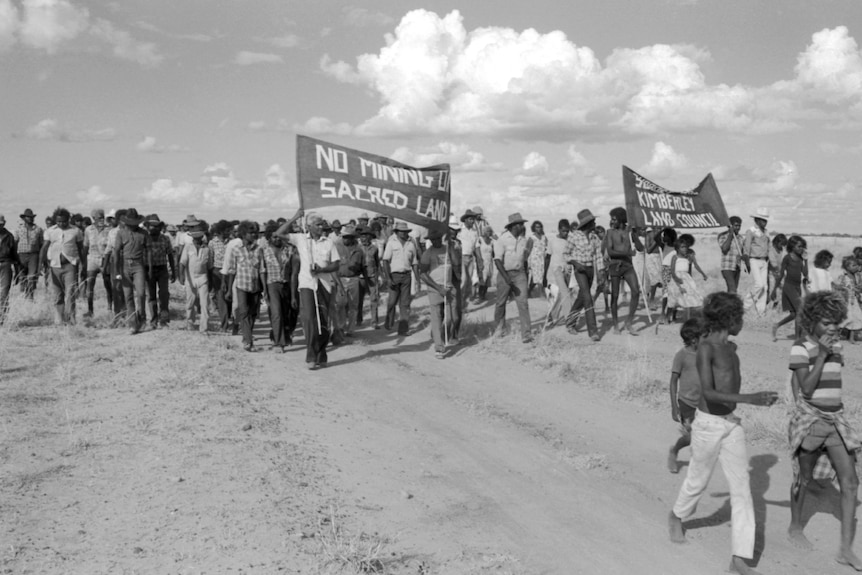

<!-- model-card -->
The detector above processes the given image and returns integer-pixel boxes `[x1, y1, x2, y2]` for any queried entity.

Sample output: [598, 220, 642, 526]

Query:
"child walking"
[767, 234, 788, 308]
[773, 235, 808, 342]
[837, 256, 862, 343]
[665, 234, 706, 323]
[667, 318, 704, 473]
[787, 291, 862, 569]
[668, 292, 778, 575]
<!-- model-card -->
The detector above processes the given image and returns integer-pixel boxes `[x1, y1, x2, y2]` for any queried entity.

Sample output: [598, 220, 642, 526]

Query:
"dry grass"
[315, 506, 399, 574]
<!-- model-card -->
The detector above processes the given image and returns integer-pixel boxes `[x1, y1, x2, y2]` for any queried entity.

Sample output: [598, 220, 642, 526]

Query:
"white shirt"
[289, 233, 340, 293]
[460, 226, 479, 255]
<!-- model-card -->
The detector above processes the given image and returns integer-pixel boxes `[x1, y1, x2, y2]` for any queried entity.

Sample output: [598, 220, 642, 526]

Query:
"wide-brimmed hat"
[393, 222, 411, 233]
[19, 208, 36, 219]
[448, 215, 462, 231]
[122, 208, 145, 226]
[576, 209, 596, 230]
[504, 212, 528, 229]
[341, 225, 357, 238]
[472, 206, 484, 216]
[144, 214, 162, 226]
[106, 209, 116, 219]
[460, 209, 479, 222]
[182, 214, 198, 225]
[358, 212, 369, 220]
[751, 207, 770, 221]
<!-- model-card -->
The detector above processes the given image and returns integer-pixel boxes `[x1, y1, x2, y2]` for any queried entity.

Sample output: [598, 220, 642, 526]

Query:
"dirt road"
[3, 293, 861, 574]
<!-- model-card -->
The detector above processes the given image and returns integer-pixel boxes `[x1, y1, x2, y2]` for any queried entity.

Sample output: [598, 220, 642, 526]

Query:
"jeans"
[300, 285, 331, 364]
[744, 258, 768, 314]
[18, 252, 39, 299]
[147, 265, 171, 325]
[385, 271, 412, 334]
[122, 261, 147, 331]
[235, 289, 261, 346]
[566, 266, 597, 336]
[266, 281, 292, 346]
[50, 262, 79, 324]
[672, 411, 755, 559]
[493, 268, 531, 339]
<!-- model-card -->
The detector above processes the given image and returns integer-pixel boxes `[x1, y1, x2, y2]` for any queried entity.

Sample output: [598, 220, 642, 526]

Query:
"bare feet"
[729, 555, 763, 575]
[771, 324, 778, 342]
[613, 326, 622, 335]
[667, 449, 678, 474]
[837, 549, 862, 571]
[668, 511, 686, 543]
[787, 527, 814, 551]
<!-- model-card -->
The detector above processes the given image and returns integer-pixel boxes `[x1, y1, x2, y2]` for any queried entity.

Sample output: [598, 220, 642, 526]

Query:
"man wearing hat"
[564, 209, 601, 341]
[275, 210, 341, 368]
[113, 208, 149, 334]
[742, 208, 772, 315]
[40, 207, 84, 325]
[81, 208, 112, 317]
[13, 208, 42, 300]
[356, 225, 381, 328]
[357, 213, 370, 228]
[333, 225, 367, 342]
[382, 221, 419, 335]
[180, 226, 213, 333]
[144, 214, 177, 329]
[493, 213, 532, 343]
[459, 209, 483, 305]
[0, 214, 19, 322]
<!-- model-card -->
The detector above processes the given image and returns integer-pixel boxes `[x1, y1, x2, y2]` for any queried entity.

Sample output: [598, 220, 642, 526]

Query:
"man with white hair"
[742, 208, 771, 316]
[82, 208, 112, 317]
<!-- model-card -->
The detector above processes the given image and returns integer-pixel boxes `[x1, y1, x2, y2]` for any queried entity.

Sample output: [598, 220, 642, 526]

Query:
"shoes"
[435, 349, 445, 359]
[308, 362, 319, 370]
[243, 343, 255, 352]
[128, 327, 138, 335]
[590, 334, 600, 342]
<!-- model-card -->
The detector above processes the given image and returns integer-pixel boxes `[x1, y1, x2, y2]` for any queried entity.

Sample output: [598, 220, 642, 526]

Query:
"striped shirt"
[564, 229, 599, 266]
[210, 236, 227, 269]
[226, 243, 262, 292]
[717, 231, 742, 271]
[146, 234, 172, 267]
[261, 243, 287, 284]
[790, 338, 844, 411]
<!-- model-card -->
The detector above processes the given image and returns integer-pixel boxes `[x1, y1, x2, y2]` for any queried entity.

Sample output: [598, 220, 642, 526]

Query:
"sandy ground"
[4, 285, 862, 574]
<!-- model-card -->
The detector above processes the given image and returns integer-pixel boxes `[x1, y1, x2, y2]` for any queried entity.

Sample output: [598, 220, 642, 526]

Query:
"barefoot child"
[667, 234, 705, 322]
[668, 292, 779, 575]
[773, 235, 808, 342]
[837, 256, 862, 343]
[667, 318, 704, 474]
[787, 291, 862, 569]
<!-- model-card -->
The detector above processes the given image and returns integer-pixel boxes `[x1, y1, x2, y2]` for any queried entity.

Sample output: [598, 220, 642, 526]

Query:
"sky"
[2, 0, 862, 233]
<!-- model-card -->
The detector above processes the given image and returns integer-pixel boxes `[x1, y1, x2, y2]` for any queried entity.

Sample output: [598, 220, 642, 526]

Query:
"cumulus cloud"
[136, 136, 188, 153]
[639, 141, 688, 178]
[15, 118, 116, 142]
[389, 142, 504, 172]
[1, 0, 163, 65]
[235, 51, 283, 65]
[142, 163, 297, 213]
[76, 184, 110, 205]
[317, 11, 862, 139]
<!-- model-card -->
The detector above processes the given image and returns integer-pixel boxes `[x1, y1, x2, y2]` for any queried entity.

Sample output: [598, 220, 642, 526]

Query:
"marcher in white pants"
[742, 208, 772, 316]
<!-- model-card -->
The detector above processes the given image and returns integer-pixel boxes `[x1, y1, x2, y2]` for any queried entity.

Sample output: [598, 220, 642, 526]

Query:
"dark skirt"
[782, 282, 802, 313]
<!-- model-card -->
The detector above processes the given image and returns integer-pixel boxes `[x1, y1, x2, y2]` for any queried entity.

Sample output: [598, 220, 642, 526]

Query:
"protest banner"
[296, 135, 451, 232]
[622, 166, 730, 229]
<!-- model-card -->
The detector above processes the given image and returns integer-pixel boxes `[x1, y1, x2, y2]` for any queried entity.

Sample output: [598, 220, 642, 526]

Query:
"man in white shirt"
[382, 222, 419, 335]
[459, 209, 483, 306]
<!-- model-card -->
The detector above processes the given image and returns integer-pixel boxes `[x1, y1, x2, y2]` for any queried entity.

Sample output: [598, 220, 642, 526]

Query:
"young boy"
[668, 292, 778, 575]
[787, 291, 862, 569]
[667, 318, 703, 474]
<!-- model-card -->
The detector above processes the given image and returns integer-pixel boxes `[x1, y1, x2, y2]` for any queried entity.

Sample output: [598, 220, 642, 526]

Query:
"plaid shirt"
[146, 234, 173, 267]
[231, 243, 262, 292]
[13, 223, 43, 253]
[717, 231, 742, 271]
[262, 243, 287, 284]
[564, 229, 599, 266]
[83, 223, 110, 259]
[789, 398, 861, 494]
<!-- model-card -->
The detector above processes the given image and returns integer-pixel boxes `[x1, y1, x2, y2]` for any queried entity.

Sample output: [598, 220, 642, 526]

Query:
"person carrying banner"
[420, 227, 459, 359]
[564, 210, 601, 342]
[718, 216, 746, 294]
[382, 222, 419, 336]
[742, 208, 772, 316]
[276, 210, 340, 369]
[493, 213, 533, 343]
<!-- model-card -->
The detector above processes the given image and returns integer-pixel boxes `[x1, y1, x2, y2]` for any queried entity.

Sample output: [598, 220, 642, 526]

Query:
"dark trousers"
[211, 269, 232, 331]
[357, 276, 379, 326]
[609, 261, 640, 327]
[266, 282, 294, 347]
[235, 289, 261, 346]
[493, 269, 530, 339]
[385, 271, 412, 334]
[122, 261, 147, 331]
[86, 267, 113, 315]
[566, 266, 598, 336]
[18, 252, 39, 299]
[300, 285, 331, 364]
[146, 265, 170, 325]
[0, 261, 12, 321]
[722, 268, 740, 294]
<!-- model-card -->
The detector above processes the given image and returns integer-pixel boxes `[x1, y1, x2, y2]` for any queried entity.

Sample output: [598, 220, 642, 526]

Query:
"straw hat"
[504, 213, 528, 229]
[751, 207, 770, 221]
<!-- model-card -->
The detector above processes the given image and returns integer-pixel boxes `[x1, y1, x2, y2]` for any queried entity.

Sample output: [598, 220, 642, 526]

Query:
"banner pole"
[641, 250, 652, 323]
[443, 236, 449, 348]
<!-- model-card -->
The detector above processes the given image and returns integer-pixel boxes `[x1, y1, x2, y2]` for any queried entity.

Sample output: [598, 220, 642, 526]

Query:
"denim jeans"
[122, 261, 147, 331]
[493, 268, 531, 339]
[566, 266, 597, 336]
[50, 262, 79, 324]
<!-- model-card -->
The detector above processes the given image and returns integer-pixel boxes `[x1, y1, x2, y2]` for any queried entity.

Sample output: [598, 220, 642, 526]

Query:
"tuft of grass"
[315, 506, 398, 574]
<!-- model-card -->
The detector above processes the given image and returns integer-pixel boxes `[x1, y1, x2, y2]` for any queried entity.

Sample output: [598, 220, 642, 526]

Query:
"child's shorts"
[800, 419, 845, 451]
[678, 400, 696, 435]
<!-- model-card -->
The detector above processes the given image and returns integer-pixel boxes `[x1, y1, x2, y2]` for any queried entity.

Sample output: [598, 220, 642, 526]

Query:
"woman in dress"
[527, 220, 549, 298]
[772, 235, 808, 341]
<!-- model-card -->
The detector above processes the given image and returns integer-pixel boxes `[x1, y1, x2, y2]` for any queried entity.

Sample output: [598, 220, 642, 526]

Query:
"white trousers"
[744, 258, 768, 314]
[672, 410, 755, 559]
